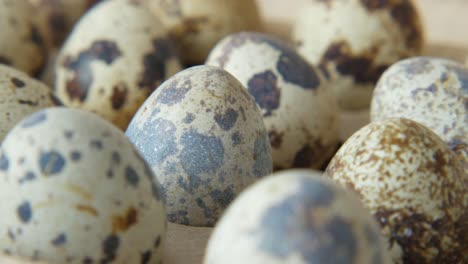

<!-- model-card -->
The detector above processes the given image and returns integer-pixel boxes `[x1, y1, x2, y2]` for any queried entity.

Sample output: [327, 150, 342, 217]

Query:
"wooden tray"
[3, 0, 467, 263]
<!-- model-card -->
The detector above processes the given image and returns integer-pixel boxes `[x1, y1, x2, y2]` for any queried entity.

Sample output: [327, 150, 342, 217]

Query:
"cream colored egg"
[0, 65, 60, 141]
[371, 57, 467, 170]
[0, 0, 47, 76]
[206, 32, 339, 170]
[55, 0, 182, 130]
[126, 65, 273, 227]
[205, 170, 391, 264]
[0, 107, 166, 263]
[142, 0, 262, 65]
[325, 118, 467, 263]
[292, 0, 424, 109]
[29, 0, 102, 48]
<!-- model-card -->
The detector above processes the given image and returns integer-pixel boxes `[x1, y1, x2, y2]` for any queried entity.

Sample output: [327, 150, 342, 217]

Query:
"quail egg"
[292, 0, 424, 109]
[142, 0, 262, 65]
[325, 118, 467, 263]
[29, 0, 101, 48]
[0, 65, 60, 141]
[126, 65, 273, 227]
[0, 107, 166, 263]
[0, 0, 47, 76]
[206, 32, 339, 170]
[55, 0, 182, 130]
[371, 57, 467, 161]
[204, 169, 392, 264]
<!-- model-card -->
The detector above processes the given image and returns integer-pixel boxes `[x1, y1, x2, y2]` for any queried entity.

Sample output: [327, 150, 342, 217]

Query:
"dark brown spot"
[48, 12, 67, 46]
[360, 0, 423, 50]
[375, 207, 467, 263]
[111, 83, 128, 110]
[319, 41, 388, 84]
[268, 130, 283, 149]
[138, 38, 177, 95]
[112, 207, 138, 233]
[63, 40, 122, 102]
[247, 70, 280, 116]
[292, 145, 315, 168]
[10, 77, 25, 88]
[17, 100, 38, 106]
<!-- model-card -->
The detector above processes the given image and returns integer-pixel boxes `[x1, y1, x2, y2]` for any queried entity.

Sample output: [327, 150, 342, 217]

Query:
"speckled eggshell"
[325, 118, 468, 263]
[292, 0, 424, 110]
[142, 0, 262, 65]
[206, 32, 339, 171]
[371, 57, 467, 165]
[0, 0, 47, 76]
[0, 107, 166, 263]
[29, 0, 102, 48]
[126, 65, 273, 227]
[0, 65, 60, 141]
[204, 169, 392, 264]
[55, 0, 182, 130]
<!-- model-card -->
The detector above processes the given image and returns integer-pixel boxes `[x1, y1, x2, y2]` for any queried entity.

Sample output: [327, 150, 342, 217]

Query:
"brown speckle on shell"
[325, 118, 467, 263]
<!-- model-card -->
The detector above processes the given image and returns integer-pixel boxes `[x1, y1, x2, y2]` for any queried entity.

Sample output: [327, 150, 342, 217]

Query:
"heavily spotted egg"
[126, 65, 273, 227]
[0, 65, 60, 141]
[0, 0, 47, 76]
[206, 32, 339, 171]
[204, 169, 391, 264]
[325, 118, 468, 263]
[142, 0, 262, 65]
[371, 57, 467, 164]
[292, 0, 424, 109]
[55, 0, 182, 130]
[0, 108, 166, 263]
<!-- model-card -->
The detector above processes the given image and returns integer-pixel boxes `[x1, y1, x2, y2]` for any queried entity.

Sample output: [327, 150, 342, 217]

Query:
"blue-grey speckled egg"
[0, 107, 166, 263]
[206, 32, 339, 171]
[126, 65, 273, 227]
[204, 169, 391, 264]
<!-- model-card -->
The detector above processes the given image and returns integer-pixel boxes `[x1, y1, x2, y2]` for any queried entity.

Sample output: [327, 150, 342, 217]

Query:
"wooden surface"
[2, 0, 467, 263]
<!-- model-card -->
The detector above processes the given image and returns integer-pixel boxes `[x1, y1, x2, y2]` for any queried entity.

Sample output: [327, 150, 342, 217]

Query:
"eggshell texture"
[0, 108, 166, 263]
[0, 0, 47, 76]
[206, 32, 339, 171]
[55, 0, 182, 130]
[0, 65, 60, 141]
[371, 57, 467, 164]
[325, 118, 468, 263]
[29, 0, 102, 48]
[143, 0, 262, 65]
[292, 0, 424, 110]
[126, 65, 273, 227]
[204, 170, 391, 264]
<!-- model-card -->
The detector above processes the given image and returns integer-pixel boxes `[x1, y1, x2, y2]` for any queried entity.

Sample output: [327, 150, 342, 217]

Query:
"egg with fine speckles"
[55, 0, 182, 130]
[292, 0, 424, 109]
[204, 170, 391, 264]
[126, 65, 273, 227]
[0, 0, 47, 76]
[0, 65, 61, 141]
[206, 32, 339, 171]
[371, 57, 467, 165]
[0, 108, 166, 263]
[325, 118, 468, 263]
